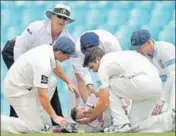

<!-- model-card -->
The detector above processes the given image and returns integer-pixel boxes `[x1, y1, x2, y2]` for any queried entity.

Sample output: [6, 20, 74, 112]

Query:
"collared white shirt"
[76, 29, 122, 52]
[151, 41, 175, 101]
[98, 51, 159, 89]
[6, 45, 56, 89]
[14, 19, 74, 60]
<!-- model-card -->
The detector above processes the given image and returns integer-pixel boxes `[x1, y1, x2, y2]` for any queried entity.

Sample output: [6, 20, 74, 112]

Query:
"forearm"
[54, 63, 72, 84]
[87, 84, 99, 97]
[89, 89, 109, 121]
[160, 74, 174, 102]
[38, 91, 57, 119]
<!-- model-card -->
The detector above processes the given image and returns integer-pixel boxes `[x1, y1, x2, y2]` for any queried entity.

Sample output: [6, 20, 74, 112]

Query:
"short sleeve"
[33, 62, 51, 88]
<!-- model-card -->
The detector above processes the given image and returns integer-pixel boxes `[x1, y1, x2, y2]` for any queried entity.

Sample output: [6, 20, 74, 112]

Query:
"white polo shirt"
[14, 20, 74, 60]
[151, 41, 175, 101]
[98, 51, 159, 89]
[76, 29, 122, 52]
[6, 45, 56, 90]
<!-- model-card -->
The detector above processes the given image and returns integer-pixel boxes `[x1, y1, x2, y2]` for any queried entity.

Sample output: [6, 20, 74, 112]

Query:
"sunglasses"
[53, 13, 68, 21]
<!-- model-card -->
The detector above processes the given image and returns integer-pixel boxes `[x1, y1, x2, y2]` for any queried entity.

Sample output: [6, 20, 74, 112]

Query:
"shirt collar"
[152, 40, 158, 58]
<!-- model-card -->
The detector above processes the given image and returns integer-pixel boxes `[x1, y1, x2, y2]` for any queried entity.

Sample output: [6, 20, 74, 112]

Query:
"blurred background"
[1, 1, 175, 115]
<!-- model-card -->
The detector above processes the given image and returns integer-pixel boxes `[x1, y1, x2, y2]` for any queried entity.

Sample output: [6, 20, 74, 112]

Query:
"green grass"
[1, 132, 175, 136]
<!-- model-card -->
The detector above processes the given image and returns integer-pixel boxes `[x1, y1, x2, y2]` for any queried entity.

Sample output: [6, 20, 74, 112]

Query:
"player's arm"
[88, 87, 109, 121]
[14, 21, 38, 60]
[70, 53, 96, 99]
[38, 87, 68, 127]
[152, 46, 175, 115]
[54, 63, 80, 98]
[38, 87, 57, 118]
[159, 46, 175, 102]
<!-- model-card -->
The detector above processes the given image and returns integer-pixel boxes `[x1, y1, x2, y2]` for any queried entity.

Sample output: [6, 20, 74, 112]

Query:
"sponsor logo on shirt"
[41, 75, 48, 84]
[157, 59, 165, 69]
[27, 28, 32, 35]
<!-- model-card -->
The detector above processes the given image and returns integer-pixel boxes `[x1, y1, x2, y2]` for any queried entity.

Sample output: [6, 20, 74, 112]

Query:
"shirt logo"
[27, 28, 32, 35]
[41, 75, 48, 84]
[157, 59, 165, 69]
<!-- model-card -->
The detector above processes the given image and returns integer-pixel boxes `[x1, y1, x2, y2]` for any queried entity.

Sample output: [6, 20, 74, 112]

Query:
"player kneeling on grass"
[1, 36, 80, 134]
[77, 47, 175, 133]
[130, 29, 175, 115]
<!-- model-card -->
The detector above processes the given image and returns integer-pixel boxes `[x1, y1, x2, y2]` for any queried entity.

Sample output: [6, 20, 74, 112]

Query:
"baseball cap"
[130, 29, 151, 50]
[54, 36, 78, 58]
[80, 32, 99, 53]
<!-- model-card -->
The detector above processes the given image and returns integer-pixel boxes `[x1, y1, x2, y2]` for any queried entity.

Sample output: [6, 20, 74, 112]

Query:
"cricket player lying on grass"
[71, 93, 131, 132]
[76, 47, 175, 133]
[71, 93, 112, 132]
[1, 37, 80, 134]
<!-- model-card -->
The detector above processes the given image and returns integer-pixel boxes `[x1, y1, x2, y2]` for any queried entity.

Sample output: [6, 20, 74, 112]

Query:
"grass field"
[1, 132, 175, 136]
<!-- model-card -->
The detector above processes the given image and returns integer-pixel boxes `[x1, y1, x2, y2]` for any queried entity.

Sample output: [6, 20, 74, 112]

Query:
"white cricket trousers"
[109, 74, 169, 132]
[1, 76, 57, 134]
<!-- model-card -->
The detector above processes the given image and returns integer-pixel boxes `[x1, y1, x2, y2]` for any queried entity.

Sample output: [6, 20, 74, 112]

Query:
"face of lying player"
[75, 105, 93, 120]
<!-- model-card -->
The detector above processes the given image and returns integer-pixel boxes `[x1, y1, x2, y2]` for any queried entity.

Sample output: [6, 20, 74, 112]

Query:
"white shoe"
[104, 123, 132, 133]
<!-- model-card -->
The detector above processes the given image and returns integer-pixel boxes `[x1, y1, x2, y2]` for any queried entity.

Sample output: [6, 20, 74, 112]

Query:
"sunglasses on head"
[53, 13, 68, 20]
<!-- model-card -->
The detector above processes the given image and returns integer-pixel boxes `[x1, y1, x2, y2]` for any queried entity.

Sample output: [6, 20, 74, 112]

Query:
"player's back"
[100, 51, 159, 78]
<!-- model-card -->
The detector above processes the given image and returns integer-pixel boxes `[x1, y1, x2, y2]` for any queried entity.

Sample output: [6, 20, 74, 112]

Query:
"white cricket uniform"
[13, 19, 92, 119]
[97, 51, 173, 132]
[1, 45, 57, 133]
[151, 41, 175, 111]
[75, 29, 122, 52]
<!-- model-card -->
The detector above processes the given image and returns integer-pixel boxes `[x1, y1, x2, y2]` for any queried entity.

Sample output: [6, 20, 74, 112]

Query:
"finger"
[156, 107, 162, 115]
[152, 107, 158, 115]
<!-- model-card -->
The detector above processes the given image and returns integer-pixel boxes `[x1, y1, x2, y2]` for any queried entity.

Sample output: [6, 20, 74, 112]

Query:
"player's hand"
[53, 116, 68, 128]
[124, 98, 131, 106]
[68, 82, 80, 99]
[77, 117, 91, 124]
[152, 100, 165, 115]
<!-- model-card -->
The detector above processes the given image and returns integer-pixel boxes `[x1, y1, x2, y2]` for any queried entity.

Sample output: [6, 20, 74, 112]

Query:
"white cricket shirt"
[98, 51, 159, 89]
[152, 41, 175, 101]
[6, 45, 56, 89]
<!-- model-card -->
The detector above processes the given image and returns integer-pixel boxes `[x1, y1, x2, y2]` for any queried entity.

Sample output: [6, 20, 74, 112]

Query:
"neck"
[149, 41, 154, 57]
[51, 25, 63, 41]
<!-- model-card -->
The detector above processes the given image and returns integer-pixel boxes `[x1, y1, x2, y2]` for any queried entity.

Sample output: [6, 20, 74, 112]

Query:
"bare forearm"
[89, 89, 109, 121]
[38, 92, 57, 119]
[87, 84, 99, 97]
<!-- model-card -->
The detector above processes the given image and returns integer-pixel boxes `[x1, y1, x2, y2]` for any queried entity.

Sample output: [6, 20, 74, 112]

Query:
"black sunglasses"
[53, 13, 68, 21]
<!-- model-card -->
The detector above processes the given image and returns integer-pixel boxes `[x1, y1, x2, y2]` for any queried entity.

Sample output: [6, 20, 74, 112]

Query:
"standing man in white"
[78, 47, 175, 133]
[130, 29, 175, 115]
[1, 36, 79, 134]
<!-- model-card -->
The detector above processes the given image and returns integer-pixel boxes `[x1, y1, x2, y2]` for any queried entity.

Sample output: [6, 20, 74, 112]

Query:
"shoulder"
[155, 41, 175, 55]
[27, 20, 48, 33]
